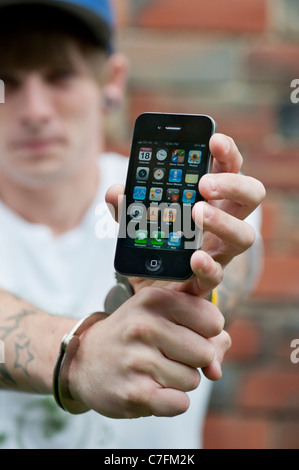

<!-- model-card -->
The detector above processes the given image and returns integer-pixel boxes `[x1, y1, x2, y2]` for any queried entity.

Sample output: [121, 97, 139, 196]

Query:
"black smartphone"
[114, 112, 216, 281]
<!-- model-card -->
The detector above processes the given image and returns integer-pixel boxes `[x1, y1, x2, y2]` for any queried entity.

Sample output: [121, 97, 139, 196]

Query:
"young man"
[0, 0, 265, 448]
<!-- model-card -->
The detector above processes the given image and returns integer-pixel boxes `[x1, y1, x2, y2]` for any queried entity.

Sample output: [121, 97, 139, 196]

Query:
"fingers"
[124, 378, 192, 418]
[199, 173, 266, 220]
[190, 249, 223, 295]
[148, 388, 191, 417]
[70, 284, 227, 419]
[126, 344, 201, 392]
[134, 287, 224, 341]
[193, 201, 256, 265]
[202, 330, 232, 381]
[210, 133, 243, 174]
[105, 184, 125, 222]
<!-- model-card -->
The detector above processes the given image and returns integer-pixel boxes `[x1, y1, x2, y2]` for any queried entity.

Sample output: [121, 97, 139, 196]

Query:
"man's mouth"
[12, 137, 63, 154]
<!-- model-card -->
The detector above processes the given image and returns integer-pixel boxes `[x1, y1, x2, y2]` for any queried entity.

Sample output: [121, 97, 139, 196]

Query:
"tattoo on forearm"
[0, 308, 36, 339]
[15, 337, 34, 376]
[0, 364, 17, 388]
[0, 308, 36, 389]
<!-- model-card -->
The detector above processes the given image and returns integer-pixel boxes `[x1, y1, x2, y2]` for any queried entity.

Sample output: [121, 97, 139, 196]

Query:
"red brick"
[260, 202, 279, 245]
[226, 318, 262, 361]
[253, 254, 299, 300]
[271, 421, 299, 449]
[135, 0, 268, 33]
[239, 369, 299, 412]
[216, 111, 275, 147]
[129, 92, 275, 145]
[244, 148, 299, 191]
[203, 413, 270, 449]
[247, 45, 299, 82]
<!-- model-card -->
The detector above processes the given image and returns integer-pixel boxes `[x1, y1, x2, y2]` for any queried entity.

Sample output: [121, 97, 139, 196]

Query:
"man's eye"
[0, 74, 20, 89]
[47, 69, 75, 83]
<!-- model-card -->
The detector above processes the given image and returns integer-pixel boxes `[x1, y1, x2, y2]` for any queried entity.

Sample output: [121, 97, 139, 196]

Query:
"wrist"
[104, 273, 134, 313]
[52, 312, 106, 414]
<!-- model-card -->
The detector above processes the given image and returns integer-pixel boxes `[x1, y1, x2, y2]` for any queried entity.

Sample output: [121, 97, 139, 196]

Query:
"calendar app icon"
[139, 147, 152, 161]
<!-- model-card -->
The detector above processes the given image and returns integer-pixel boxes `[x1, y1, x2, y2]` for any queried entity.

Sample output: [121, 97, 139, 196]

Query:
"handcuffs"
[52, 273, 134, 414]
[53, 273, 217, 414]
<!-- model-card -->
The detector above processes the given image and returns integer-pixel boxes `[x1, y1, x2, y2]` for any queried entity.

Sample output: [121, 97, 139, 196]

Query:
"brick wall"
[109, 0, 299, 449]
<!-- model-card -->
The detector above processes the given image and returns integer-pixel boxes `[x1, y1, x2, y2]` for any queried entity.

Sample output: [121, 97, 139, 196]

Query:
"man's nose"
[18, 75, 54, 128]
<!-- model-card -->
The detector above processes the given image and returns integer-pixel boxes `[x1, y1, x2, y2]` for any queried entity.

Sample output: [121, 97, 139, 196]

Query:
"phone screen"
[114, 113, 216, 280]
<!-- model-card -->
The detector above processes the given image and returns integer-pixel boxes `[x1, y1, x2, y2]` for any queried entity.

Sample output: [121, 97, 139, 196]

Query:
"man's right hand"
[67, 286, 230, 418]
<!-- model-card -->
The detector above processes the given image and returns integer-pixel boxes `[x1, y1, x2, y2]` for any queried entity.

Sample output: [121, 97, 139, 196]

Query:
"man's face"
[0, 43, 104, 187]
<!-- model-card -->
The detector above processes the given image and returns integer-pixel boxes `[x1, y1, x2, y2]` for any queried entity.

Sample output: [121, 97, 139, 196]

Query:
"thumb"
[105, 184, 125, 222]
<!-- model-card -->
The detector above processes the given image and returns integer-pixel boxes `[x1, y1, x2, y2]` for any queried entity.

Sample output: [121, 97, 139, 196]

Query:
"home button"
[145, 254, 162, 272]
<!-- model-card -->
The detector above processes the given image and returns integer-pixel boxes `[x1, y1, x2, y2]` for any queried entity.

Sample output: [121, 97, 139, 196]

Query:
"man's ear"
[101, 52, 129, 112]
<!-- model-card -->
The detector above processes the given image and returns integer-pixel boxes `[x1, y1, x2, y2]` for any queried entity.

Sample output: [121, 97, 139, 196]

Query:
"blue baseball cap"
[0, 0, 116, 52]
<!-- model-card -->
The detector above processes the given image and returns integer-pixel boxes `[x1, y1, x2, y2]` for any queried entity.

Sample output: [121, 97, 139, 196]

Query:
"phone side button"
[145, 255, 162, 272]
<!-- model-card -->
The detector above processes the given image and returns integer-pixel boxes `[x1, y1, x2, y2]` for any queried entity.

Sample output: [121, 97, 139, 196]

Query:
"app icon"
[185, 171, 199, 184]
[133, 186, 147, 200]
[168, 232, 182, 247]
[139, 147, 152, 161]
[171, 149, 185, 163]
[188, 150, 202, 164]
[151, 231, 165, 246]
[153, 168, 165, 181]
[163, 208, 177, 222]
[169, 169, 182, 183]
[129, 204, 144, 220]
[166, 188, 180, 203]
[136, 167, 149, 181]
[135, 230, 148, 244]
[156, 149, 168, 161]
[149, 187, 163, 201]
[182, 189, 196, 203]
[147, 206, 160, 221]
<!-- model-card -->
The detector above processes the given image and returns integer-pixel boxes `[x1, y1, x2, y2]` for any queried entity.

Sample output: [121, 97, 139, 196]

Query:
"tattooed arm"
[0, 289, 77, 393]
[0, 282, 231, 418]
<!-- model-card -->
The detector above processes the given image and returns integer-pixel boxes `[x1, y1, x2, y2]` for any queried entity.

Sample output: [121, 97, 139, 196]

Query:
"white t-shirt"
[0, 152, 216, 449]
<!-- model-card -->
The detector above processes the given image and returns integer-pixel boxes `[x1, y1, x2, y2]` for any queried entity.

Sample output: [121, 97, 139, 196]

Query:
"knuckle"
[128, 354, 155, 375]
[122, 385, 151, 418]
[125, 319, 154, 343]
[137, 285, 169, 307]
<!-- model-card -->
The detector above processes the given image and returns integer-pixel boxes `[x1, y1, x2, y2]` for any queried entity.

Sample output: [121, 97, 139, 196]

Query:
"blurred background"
[107, 0, 299, 449]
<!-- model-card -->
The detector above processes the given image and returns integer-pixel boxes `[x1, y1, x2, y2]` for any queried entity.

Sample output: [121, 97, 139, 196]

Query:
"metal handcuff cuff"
[53, 273, 217, 414]
[52, 273, 134, 414]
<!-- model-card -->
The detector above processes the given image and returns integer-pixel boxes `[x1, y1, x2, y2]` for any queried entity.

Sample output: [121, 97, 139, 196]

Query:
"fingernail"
[204, 203, 213, 219]
[219, 134, 229, 153]
[207, 177, 217, 192]
[198, 257, 208, 275]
